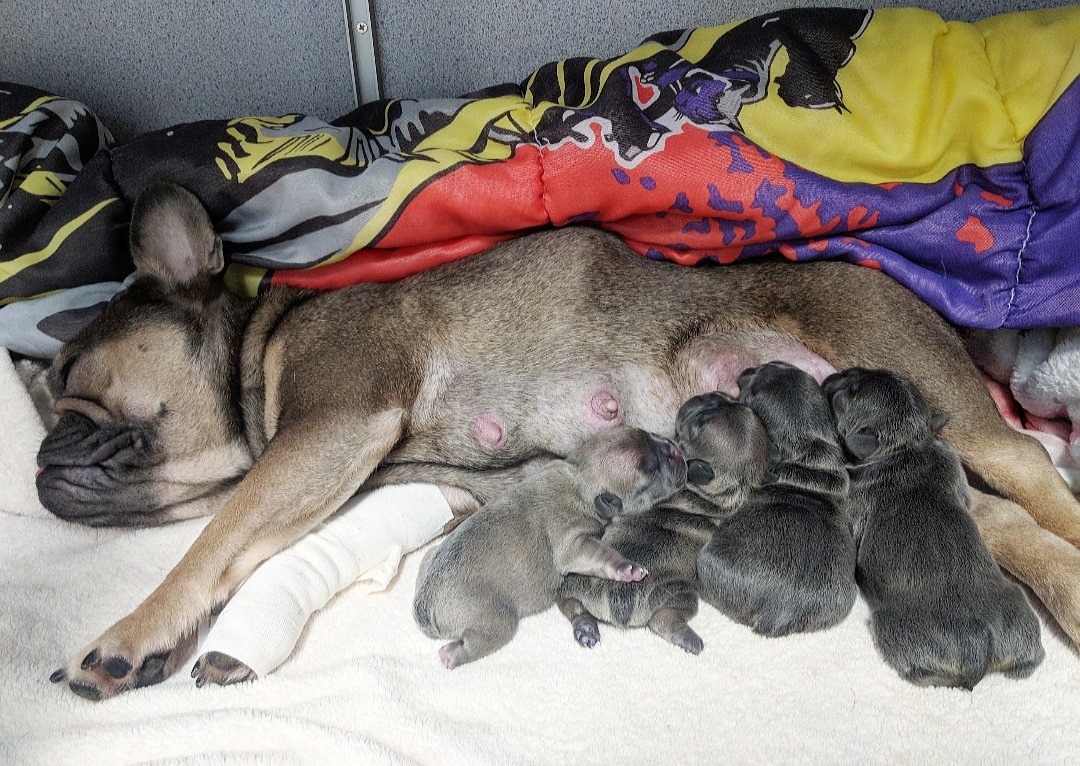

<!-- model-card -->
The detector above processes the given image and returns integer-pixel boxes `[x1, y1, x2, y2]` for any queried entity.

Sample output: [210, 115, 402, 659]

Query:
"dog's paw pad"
[572, 615, 601, 648]
[190, 651, 257, 688]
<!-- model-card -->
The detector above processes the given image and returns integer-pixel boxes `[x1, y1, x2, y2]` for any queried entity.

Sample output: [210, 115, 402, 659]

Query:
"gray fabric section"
[0, 279, 128, 358]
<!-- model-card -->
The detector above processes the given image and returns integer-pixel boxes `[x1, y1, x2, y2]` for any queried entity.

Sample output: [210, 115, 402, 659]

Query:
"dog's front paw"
[191, 651, 258, 688]
[50, 622, 200, 701]
[615, 561, 648, 582]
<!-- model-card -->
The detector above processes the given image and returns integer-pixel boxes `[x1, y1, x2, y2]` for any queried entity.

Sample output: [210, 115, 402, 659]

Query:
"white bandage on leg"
[198, 483, 453, 678]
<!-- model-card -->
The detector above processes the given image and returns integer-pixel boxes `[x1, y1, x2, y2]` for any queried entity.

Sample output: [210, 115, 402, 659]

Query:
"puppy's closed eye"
[686, 459, 715, 485]
[844, 426, 879, 461]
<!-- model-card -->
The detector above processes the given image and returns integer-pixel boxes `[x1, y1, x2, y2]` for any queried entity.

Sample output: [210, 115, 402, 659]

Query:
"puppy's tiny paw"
[191, 651, 258, 688]
[671, 627, 704, 655]
[616, 562, 648, 582]
[438, 640, 465, 670]
[572, 614, 601, 648]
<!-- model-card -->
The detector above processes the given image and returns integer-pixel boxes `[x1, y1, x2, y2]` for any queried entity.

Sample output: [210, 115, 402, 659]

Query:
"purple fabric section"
[1012, 75, 1080, 328]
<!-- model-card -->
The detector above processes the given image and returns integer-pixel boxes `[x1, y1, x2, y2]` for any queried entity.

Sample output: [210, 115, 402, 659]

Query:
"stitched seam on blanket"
[534, 116, 552, 225]
[1006, 158, 1035, 326]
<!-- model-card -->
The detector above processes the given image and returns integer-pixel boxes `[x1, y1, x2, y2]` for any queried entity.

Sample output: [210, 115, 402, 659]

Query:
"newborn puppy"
[695, 361, 857, 636]
[413, 426, 687, 669]
[556, 393, 770, 654]
[825, 367, 1044, 689]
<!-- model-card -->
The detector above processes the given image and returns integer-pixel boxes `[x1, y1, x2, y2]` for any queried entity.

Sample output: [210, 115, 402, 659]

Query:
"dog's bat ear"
[931, 412, 950, 433]
[844, 426, 879, 461]
[686, 459, 715, 486]
[593, 491, 624, 519]
[129, 182, 224, 288]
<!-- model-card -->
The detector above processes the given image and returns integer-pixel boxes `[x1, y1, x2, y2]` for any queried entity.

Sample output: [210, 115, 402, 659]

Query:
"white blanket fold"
[2, 348, 1079, 765]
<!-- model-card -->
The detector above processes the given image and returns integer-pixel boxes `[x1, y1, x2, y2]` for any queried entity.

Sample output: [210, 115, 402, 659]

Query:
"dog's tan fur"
[39, 182, 1080, 699]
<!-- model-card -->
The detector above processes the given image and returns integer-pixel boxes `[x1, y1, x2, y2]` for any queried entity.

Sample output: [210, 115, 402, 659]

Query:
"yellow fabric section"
[0, 198, 117, 284]
[977, 6, 1080, 141]
[738, 8, 1022, 184]
[224, 264, 267, 299]
[15, 169, 66, 204]
[216, 115, 353, 183]
[339, 96, 532, 258]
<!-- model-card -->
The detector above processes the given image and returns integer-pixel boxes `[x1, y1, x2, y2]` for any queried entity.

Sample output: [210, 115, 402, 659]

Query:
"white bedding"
[3, 347, 1080, 765]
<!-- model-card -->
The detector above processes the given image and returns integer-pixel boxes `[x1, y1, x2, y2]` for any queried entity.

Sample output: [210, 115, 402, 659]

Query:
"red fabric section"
[271, 233, 516, 288]
[272, 146, 545, 289]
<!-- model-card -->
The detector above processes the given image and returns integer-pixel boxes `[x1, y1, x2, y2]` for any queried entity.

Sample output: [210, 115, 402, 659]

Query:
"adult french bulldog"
[39, 181, 1080, 699]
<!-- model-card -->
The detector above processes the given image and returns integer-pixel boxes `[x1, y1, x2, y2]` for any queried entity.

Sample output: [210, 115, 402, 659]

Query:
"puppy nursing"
[413, 426, 686, 668]
[555, 393, 769, 653]
[695, 363, 858, 636]
[826, 368, 1044, 688]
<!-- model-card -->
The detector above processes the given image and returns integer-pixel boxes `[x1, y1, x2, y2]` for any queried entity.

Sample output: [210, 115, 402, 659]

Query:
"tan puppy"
[38, 182, 1080, 699]
[413, 426, 686, 668]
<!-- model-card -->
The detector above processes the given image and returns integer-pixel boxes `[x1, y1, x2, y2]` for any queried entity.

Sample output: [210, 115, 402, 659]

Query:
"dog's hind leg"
[557, 594, 602, 648]
[645, 583, 703, 654]
[952, 424, 1080, 548]
[438, 604, 518, 669]
[51, 408, 406, 700]
[968, 487, 1080, 649]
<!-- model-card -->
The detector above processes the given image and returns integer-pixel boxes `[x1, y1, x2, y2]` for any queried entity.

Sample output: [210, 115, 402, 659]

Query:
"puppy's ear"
[686, 459, 715, 486]
[593, 491, 623, 519]
[844, 426, 879, 461]
[931, 412, 950, 433]
[129, 182, 224, 288]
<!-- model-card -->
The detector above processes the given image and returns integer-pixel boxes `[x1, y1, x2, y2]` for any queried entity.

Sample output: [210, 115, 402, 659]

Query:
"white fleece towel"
[3, 347, 1080, 765]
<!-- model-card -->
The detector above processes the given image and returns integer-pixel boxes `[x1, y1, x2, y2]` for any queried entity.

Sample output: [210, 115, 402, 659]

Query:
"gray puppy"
[556, 393, 770, 654]
[824, 367, 1044, 689]
[413, 425, 687, 668]
[696, 362, 858, 636]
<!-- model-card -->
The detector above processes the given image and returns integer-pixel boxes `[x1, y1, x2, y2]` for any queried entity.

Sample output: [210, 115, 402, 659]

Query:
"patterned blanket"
[2, 7, 1079, 357]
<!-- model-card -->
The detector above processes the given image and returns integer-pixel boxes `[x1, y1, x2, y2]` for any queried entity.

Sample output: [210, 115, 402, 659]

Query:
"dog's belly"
[396, 331, 834, 466]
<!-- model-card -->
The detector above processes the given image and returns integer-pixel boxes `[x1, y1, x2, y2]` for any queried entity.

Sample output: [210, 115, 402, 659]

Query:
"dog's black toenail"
[49, 668, 67, 683]
[191, 662, 201, 679]
[133, 653, 168, 688]
[80, 648, 100, 669]
[103, 656, 132, 679]
[195, 674, 207, 688]
[205, 651, 241, 671]
[69, 680, 102, 701]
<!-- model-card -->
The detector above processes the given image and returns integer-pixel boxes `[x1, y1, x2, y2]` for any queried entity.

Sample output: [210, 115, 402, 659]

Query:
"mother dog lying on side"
[38, 182, 1080, 700]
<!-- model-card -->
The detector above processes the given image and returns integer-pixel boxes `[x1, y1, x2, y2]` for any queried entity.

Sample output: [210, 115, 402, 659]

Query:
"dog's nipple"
[590, 390, 621, 422]
[472, 414, 507, 452]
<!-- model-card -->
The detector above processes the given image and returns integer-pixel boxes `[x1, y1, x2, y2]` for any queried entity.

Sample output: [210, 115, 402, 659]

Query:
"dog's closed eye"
[686, 459, 715, 485]
[843, 426, 879, 461]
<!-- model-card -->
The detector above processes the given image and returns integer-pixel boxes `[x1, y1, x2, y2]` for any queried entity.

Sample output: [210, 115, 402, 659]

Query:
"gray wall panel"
[1, 0, 357, 141]
[371, 0, 1072, 99]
